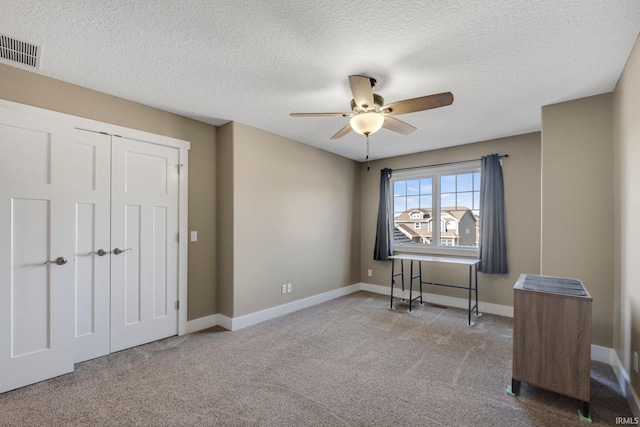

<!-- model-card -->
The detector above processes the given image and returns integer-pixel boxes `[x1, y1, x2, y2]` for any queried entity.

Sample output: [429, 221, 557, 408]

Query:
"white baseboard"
[613, 350, 640, 418]
[217, 314, 233, 331]
[360, 282, 514, 318]
[229, 284, 362, 331]
[185, 314, 219, 334]
[591, 344, 613, 365]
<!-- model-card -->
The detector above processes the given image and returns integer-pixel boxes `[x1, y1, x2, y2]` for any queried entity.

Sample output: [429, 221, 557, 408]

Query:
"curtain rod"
[391, 154, 509, 173]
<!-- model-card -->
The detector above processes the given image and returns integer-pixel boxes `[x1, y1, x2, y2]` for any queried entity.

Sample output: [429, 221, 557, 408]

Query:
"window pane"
[406, 196, 419, 210]
[441, 192, 456, 209]
[393, 181, 406, 197]
[406, 179, 420, 196]
[420, 178, 432, 195]
[474, 172, 481, 191]
[457, 192, 473, 209]
[457, 173, 473, 192]
[474, 191, 480, 210]
[420, 194, 432, 209]
[441, 175, 456, 193]
[394, 196, 406, 213]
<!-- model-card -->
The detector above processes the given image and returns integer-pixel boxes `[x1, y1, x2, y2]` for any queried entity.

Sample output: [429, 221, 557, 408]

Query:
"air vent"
[0, 34, 40, 68]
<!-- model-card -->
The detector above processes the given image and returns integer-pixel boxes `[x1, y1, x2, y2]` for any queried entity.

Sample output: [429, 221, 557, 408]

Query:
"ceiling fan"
[290, 75, 454, 140]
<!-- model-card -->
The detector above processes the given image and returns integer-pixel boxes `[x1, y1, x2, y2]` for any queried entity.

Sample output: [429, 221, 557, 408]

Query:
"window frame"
[391, 161, 481, 257]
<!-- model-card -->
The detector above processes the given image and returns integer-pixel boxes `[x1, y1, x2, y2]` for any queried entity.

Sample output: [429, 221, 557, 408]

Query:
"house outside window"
[392, 162, 480, 256]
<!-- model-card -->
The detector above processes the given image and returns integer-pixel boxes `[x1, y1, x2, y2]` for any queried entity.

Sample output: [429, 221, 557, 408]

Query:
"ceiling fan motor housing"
[350, 94, 385, 112]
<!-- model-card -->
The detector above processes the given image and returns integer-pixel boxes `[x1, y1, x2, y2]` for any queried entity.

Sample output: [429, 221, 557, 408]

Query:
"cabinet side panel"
[513, 289, 591, 401]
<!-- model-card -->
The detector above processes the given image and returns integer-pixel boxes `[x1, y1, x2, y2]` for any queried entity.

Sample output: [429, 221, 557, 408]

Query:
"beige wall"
[0, 56, 629, 359]
[216, 123, 235, 317]
[0, 64, 218, 321]
[614, 35, 640, 393]
[360, 133, 541, 308]
[219, 122, 361, 317]
[541, 93, 614, 347]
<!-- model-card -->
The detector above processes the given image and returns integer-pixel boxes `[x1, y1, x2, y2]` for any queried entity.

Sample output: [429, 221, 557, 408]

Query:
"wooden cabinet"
[511, 274, 592, 418]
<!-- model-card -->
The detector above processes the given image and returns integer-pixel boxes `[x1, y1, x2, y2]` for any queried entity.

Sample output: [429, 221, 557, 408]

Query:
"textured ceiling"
[1, 1, 639, 161]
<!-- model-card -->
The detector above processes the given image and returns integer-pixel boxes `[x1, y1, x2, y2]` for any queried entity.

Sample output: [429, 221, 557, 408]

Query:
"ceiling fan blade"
[290, 112, 351, 117]
[383, 92, 454, 115]
[330, 123, 353, 139]
[349, 75, 375, 108]
[382, 116, 417, 135]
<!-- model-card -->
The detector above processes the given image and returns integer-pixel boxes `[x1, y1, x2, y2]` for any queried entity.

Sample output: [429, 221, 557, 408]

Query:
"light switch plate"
[190, 231, 198, 242]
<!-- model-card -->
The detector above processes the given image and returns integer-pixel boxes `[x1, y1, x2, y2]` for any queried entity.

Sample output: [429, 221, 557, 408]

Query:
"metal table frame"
[389, 254, 482, 326]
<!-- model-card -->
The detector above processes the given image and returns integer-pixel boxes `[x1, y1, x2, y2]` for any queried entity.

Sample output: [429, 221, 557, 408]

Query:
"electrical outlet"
[367, 269, 373, 277]
[287, 283, 292, 293]
[634, 351, 638, 373]
[281, 284, 287, 294]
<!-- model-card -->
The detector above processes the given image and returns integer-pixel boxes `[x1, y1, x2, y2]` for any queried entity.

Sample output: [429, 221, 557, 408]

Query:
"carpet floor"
[0, 291, 633, 426]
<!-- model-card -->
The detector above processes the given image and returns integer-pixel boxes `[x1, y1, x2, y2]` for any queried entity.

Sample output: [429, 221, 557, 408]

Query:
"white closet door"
[72, 130, 111, 363]
[110, 137, 180, 352]
[0, 109, 75, 393]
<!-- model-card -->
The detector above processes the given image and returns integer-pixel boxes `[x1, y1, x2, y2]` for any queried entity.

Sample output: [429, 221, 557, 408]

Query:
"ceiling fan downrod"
[366, 134, 370, 171]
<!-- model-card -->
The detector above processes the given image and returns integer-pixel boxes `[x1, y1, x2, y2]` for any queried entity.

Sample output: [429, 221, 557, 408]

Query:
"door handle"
[45, 257, 68, 265]
[113, 248, 132, 255]
[89, 249, 108, 256]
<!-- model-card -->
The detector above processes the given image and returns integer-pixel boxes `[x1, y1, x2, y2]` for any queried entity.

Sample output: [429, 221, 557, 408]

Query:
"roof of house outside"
[394, 207, 477, 223]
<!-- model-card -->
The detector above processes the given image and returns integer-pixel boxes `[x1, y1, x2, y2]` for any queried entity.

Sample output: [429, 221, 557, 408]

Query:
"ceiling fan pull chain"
[366, 134, 370, 171]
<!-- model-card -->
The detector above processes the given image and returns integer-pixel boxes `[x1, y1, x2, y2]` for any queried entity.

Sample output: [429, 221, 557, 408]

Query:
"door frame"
[0, 99, 190, 336]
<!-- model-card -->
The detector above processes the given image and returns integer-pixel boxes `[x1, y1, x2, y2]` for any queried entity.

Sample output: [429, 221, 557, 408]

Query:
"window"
[392, 162, 481, 255]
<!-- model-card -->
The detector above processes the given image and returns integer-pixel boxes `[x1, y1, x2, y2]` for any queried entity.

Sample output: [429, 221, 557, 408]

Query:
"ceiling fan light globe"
[350, 112, 384, 136]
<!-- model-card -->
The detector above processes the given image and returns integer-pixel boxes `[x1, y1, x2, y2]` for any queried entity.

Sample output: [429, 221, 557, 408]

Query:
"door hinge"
[175, 301, 179, 310]
[176, 232, 179, 243]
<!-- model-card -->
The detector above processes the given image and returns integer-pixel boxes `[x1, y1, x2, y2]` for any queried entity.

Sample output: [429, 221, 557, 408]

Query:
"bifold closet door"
[110, 137, 180, 352]
[0, 109, 76, 393]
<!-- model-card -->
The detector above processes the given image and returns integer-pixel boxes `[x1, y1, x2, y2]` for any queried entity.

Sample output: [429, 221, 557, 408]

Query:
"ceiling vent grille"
[0, 34, 40, 68]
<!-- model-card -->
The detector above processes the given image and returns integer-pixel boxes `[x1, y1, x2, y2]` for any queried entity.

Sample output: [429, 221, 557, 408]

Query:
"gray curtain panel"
[374, 168, 393, 261]
[479, 154, 508, 274]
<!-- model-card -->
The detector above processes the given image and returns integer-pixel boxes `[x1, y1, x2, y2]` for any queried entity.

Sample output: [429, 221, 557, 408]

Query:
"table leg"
[408, 260, 413, 313]
[468, 265, 473, 326]
[418, 261, 424, 306]
[475, 263, 480, 315]
[473, 263, 482, 319]
[390, 258, 395, 310]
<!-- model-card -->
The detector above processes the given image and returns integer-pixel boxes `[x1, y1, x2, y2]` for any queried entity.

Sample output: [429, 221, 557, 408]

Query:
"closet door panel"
[72, 130, 111, 363]
[110, 137, 179, 352]
[153, 206, 168, 318]
[0, 109, 75, 393]
[124, 204, 142, 324]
